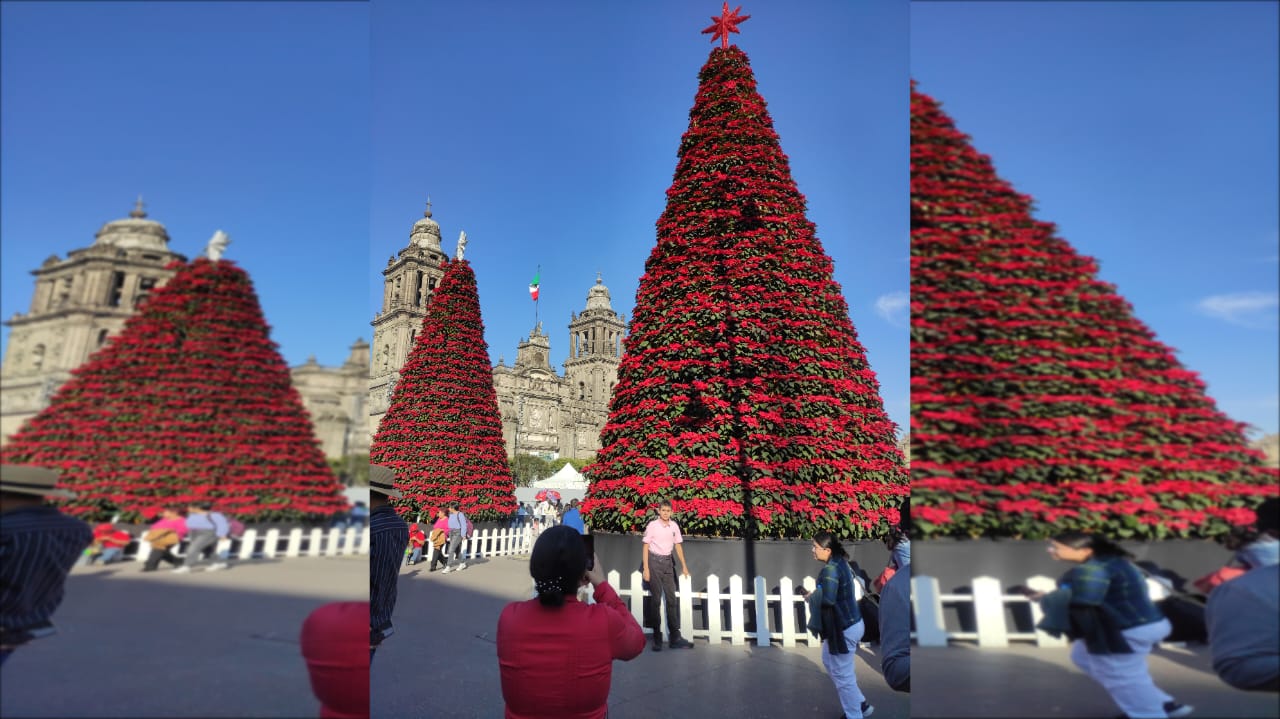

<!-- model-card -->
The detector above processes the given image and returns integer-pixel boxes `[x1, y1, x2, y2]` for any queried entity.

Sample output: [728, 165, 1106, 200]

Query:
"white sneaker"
[171, 566, 191, 574]
[457, 563, 467, 571]
[206, 563, 228, 571]
[441, 566, 453, 574]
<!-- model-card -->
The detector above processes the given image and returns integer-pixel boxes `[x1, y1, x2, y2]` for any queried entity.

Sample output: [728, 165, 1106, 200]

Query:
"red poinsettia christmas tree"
[582, 41, 909, 540]
[910, 83, 1278, 540]
[2, 257, 348, 523]
[369, 258, 517, 522]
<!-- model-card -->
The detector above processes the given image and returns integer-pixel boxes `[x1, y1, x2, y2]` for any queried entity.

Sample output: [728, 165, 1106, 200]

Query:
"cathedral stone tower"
[492, 276, 625, 461]
[564, 274, 626, 406]
[368, 201, 450, 428]
[1, 199, 187, 443]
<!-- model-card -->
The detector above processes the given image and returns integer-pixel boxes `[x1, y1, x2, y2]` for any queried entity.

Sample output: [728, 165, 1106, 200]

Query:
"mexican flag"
[529, 271, 540, 301]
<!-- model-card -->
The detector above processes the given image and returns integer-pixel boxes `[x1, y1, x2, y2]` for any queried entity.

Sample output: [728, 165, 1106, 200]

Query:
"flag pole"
[535, 264, 541, 328]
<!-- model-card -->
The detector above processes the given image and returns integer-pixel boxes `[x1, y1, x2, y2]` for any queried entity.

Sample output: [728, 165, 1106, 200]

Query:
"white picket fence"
[912, 573, 1181, 648]
[115, 526, 371, 563]
[519, 570, 877, 648]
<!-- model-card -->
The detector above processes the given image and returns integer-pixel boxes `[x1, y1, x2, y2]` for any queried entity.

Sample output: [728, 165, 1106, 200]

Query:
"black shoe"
[668, 637, 694, 649]
[861, 702, 875, 718]
[1164, 702, 1193, 718]
[651, 635, 663, 652]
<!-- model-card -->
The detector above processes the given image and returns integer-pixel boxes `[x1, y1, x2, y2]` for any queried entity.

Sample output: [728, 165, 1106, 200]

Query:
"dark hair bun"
[530, 526, 587, 607]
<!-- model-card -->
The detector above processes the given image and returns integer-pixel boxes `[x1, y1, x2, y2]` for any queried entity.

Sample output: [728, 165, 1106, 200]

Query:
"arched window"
[108, 272, 126, 307]
[579, 382, 585, 400]
[97, 329, 110, 346]
[135, 277, 157, 307]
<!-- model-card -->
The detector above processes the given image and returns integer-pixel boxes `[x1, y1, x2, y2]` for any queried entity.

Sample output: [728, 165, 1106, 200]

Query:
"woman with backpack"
[1034, 532, 1192, 719]
[441, 503, 470, 574]
[801, 532, 873, 719]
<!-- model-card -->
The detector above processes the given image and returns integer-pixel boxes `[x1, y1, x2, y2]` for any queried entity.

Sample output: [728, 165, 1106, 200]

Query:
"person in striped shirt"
[0, 464, 92, 668]
[369, 464, 408, 661]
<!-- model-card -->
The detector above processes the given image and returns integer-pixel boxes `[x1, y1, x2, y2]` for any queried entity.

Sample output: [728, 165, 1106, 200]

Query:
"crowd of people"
[74, 502, 240, 573]
[368, 463, 910, 719]
[510, 497, 586, 536]
[10, 457, 1273, 717]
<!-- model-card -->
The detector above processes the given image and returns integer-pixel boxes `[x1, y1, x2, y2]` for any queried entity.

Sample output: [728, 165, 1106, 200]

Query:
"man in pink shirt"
[642, 500, 693, 651]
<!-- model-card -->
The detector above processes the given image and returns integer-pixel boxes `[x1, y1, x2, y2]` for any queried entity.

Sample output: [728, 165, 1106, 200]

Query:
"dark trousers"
[429, 544, 448, 571]
[644, 553, 681, 641]
[144, 546, 181, 571]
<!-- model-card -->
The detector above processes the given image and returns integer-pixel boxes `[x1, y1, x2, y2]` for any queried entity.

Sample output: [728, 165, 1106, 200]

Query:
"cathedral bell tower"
[368, 201, 450, 428]
[561, 274, 625, 457]
[1, 198, 187, 444]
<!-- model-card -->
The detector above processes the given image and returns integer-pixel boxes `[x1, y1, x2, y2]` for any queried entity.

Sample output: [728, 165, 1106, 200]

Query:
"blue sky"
[372, 0, 911, 434]
[1, 2, 370, 368]
[912, 1, 1279, 437]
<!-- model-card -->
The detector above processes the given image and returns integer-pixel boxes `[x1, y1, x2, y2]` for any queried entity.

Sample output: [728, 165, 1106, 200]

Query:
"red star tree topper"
[910, 83, 1279, 540]
[582, 47, 908, 540]
[2, 258, 349, 522]
[370, 258, 517, 522]
[702, 3, 751, 49]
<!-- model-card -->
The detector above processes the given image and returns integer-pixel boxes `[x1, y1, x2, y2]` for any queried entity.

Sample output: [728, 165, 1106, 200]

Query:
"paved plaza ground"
[372, 554, 910, 719]
[0, 556, 365, 718]
[913, 644, 1278, 718]
[8, 552, 1271, 719]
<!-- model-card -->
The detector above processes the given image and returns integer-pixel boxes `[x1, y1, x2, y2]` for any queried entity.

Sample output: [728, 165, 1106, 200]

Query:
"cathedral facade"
[1, 201, 187, 443]
[290, 340, 372, 459]
[0, 201, 369, 460]
[492, 275, 625, 461]
[369, 205, 624, 461]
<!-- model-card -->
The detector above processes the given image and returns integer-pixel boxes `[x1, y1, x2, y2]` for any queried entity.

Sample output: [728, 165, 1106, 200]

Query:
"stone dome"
[585, 274, 613, 311]
[94, 198, 171, 252]
[410, 201, 442, 250]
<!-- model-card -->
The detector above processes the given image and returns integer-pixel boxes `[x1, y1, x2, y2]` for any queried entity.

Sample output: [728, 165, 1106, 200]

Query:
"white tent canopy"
[514, 487, 586, 505]
[531, 464, 587, 490]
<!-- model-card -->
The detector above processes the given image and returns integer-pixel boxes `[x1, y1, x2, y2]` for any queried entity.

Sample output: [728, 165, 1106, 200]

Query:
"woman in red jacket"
[497, 525, 645, 719]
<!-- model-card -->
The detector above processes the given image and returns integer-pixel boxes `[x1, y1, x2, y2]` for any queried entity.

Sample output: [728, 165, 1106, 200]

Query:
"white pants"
[822, 619, 867, 719]
[1071, 618, 1173, 719]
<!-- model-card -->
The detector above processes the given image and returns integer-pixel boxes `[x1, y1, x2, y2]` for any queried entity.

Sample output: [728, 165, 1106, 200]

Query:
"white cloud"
[874, 292, 909, 328]
[1195, 291, 1279, 328]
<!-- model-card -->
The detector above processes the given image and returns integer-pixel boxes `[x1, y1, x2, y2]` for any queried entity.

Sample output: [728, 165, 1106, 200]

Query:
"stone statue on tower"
[205, 230, 230, 262]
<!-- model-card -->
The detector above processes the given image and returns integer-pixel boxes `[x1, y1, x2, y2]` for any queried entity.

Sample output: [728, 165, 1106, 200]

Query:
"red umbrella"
[546, 490, 561, 502]
[535, 490, 548, 502]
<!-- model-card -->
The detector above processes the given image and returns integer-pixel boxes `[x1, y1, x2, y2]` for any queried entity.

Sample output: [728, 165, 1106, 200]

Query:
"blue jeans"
[89, 547, 122, 565]
[409, 546, 423, 564]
